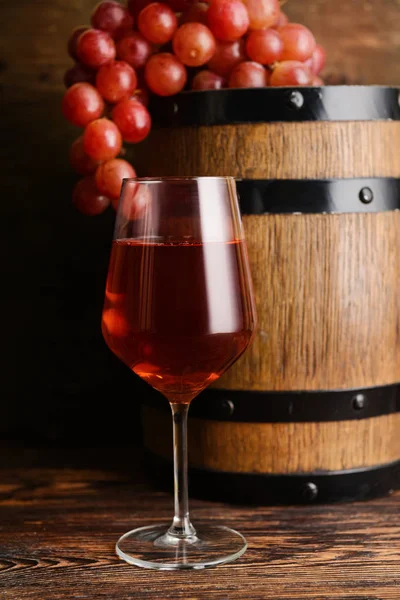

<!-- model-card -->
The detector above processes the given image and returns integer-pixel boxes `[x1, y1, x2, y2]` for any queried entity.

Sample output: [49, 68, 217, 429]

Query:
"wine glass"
[102, 176, 257, 570]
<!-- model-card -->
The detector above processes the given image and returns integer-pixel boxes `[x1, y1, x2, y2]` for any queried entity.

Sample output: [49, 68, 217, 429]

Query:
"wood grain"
[131, 121, 400, 180]
[0, 446, 399, 599]
[143, 406, 400, 473]
[213, 212, 400, 392]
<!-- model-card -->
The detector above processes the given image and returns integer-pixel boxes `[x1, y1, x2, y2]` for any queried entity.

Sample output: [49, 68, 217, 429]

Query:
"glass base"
[116, 524, 247, 570]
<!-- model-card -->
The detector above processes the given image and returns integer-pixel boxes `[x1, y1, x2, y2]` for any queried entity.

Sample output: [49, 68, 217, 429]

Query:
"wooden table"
[0, 445, 399, 599]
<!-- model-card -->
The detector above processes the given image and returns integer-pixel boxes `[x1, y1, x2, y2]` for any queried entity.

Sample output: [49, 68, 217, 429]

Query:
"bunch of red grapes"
[63, 0, 326, 216]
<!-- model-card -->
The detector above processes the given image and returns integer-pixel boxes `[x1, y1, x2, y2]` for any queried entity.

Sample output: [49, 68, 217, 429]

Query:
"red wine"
[102, 239, 255, 403]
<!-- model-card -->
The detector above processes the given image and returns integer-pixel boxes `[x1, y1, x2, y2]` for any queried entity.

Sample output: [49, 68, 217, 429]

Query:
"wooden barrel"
[134, 87, 400, 503]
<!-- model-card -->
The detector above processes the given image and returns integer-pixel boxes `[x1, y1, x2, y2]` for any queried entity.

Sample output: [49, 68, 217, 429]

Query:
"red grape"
[105, 287, 125, 305]
[307, 44, 326, 75]
[207, 39, 246, 77]
[116, 32, 153, 69]
[68, 26, 89, 60]
[112, 98, 152, 143]
[91, 2, 134, 39]
[70, 136, 101, 175]
[246, 29, 283, 65]
[115, 181, 151, 220]
[115, 22, 135, 41]
[180, 2, 209, 25]
[207, 0, 249, 42]
[269, 60, 313, 86]
[280, 23, 316, 62]
[64, 63, 96, 88]
[102, 308, 129, 336]
[228, 61, 268, 88]
[145, 53, 187, 96]
[192, 69, 225, 90]
[173, 23, 216, 67]
[95, 158, 136, 199]
[241, 0, 280, 30]
[273, 11, 288, 28]
[72, 177, 111, 215]
[127, 0, 153, 18]
[77, 29, 116, 69]
[312, 75, 324, 86]
[138, 2, 178, 45]
[83, 118, 123, 161]
[96, 60, 137, 103]
[62, 83, 105, 127]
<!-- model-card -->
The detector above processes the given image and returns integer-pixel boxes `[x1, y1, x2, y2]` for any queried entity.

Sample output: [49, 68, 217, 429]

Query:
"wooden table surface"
[0, 445, 399, 599]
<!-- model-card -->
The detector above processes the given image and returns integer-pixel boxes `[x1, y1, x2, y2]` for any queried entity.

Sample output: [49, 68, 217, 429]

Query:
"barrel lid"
[149, 86, 400, 127]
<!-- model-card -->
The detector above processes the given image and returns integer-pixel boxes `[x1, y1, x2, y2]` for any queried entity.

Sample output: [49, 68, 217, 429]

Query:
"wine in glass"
[102, 176, 257, 570]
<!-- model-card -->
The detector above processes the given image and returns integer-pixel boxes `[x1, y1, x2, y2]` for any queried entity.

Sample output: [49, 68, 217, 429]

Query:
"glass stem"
[168, 403, 196, 539]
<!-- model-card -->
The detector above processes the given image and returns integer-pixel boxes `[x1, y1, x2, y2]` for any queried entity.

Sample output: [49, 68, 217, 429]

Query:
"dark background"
[1, 0, 400, 442]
